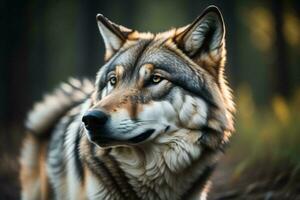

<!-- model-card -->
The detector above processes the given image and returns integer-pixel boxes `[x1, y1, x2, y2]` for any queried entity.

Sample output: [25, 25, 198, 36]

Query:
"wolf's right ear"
[96, 14, 133, 61]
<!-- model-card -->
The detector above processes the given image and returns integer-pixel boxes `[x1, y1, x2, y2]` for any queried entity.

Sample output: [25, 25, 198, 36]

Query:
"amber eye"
[109, 75, 117, 86]
[152, 74, 162, 84]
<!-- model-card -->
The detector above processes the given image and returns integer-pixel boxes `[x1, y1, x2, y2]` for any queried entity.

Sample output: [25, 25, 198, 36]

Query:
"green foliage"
[230, 85, 300, 175]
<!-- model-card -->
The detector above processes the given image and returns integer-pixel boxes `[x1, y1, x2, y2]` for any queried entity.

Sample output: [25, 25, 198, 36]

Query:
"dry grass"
[211, 86, 300, 199]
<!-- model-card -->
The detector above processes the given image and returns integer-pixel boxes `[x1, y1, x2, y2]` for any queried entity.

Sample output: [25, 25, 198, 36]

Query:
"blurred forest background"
[0, 0, 300, 199]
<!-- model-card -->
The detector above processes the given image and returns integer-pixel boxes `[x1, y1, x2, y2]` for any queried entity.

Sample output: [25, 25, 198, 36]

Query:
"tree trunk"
[271, 0, 290, 97]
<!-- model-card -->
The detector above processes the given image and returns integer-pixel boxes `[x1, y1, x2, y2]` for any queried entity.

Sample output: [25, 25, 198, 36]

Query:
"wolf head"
[82, 6, 234, 151]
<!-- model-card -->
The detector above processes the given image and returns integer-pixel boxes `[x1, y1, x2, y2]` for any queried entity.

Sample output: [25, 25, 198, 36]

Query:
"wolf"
[20, 5, 234, 200]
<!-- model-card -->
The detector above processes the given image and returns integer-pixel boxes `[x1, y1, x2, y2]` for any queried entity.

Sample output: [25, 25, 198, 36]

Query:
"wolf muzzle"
[82, 109, 109, 132]
[82, 109, 156, 146]
[82, 109, 113, 145]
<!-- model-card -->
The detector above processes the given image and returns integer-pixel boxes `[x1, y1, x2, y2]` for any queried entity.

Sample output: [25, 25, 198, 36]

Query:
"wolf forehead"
[96, 38, 215, 103]
[93, 5, 229, 110]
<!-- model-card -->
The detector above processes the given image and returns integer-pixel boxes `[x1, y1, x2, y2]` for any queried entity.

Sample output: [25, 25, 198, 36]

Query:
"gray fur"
[20, 5, 234, 200]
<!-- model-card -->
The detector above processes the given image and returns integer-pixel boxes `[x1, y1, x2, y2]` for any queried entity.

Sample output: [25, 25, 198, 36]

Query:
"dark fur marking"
[158, 42, 220, 107]
[199, 126, 223, 151]
[47, 113, 77, 176]
[131, 39, 153, 75]
[87, 144, 127, 198]
[96, 14, 127, 42]
[74, 127, 84, 181]
[130, 95, 139, 119]
[127, 40, 153, 118]
[105, 153, 139, 199]
[181, 164, 216, 199]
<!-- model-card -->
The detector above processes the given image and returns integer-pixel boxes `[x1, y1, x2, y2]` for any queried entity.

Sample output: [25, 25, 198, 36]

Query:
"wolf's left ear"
[96, 14, 133, 61]
[175, 6, 226, 75]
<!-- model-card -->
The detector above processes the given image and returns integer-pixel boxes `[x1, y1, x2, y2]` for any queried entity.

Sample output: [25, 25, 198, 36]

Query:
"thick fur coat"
[20, 6, 234, 200]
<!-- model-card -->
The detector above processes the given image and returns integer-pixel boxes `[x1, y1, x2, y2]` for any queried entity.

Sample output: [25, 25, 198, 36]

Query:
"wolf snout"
[82, 110, 109, 131]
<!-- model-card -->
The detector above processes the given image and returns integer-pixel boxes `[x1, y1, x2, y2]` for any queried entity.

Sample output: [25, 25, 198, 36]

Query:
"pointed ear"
[96, 14, 133, 61]
[175, 6, 226, 76]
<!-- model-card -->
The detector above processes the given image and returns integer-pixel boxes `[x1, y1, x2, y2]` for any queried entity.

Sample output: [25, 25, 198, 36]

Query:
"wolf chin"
[20, 5, 234, 200]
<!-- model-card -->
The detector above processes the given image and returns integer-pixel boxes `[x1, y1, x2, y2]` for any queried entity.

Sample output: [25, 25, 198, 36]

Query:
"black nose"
[82, 110, 108, 131]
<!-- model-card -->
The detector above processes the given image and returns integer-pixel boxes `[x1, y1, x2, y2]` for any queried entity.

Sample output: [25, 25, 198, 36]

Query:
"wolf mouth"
[128, 129, 155, 143]
[87, 128, 155, 145]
